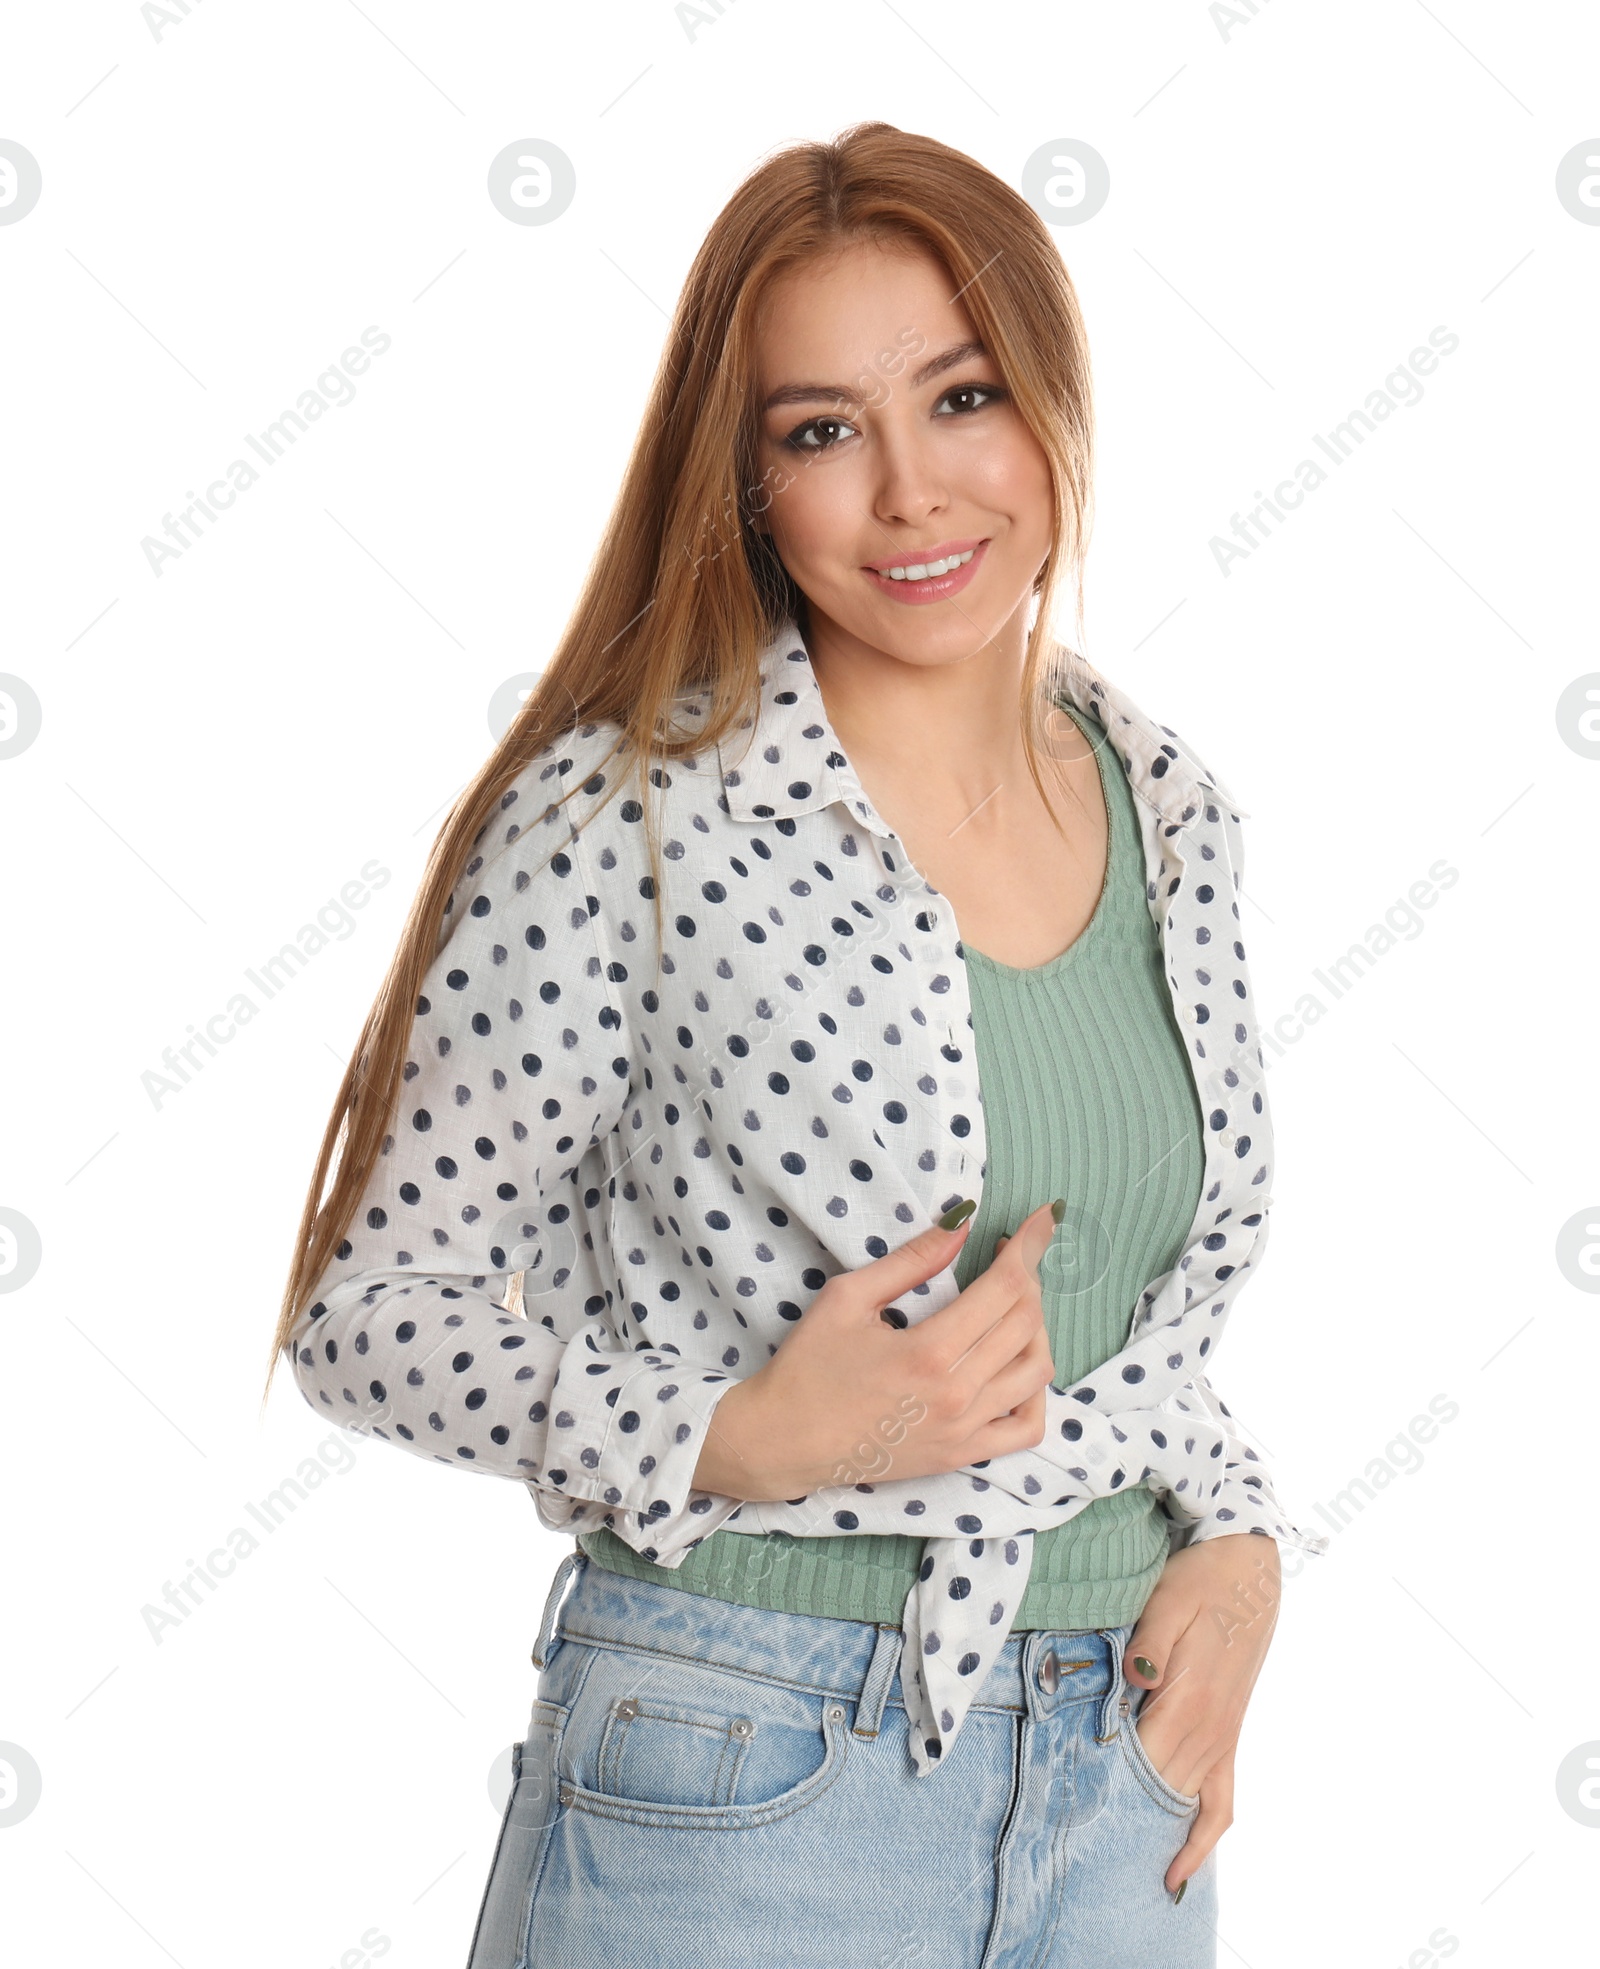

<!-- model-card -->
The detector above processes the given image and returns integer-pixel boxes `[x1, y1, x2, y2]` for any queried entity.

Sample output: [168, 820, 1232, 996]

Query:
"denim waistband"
[532, 1545, 1136, 1742]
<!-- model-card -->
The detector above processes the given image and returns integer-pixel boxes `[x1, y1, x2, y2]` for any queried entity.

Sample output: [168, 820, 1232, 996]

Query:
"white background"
[3, 2, 1597, 1963]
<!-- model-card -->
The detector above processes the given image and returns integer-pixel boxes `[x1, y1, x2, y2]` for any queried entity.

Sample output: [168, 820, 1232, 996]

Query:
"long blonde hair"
[261, 117, 1096, 1405]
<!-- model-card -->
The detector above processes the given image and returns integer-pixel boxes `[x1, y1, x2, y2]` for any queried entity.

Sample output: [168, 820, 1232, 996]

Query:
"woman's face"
[750, 236, 1055, 670]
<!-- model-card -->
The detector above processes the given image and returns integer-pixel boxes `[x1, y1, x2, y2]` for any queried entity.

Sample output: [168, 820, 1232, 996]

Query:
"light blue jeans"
[467, 1547, 1215, 1968]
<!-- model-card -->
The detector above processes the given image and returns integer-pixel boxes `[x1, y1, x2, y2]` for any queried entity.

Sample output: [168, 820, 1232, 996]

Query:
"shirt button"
[1218, 1128, 1236, 1149]
[1037, 1649, 1060, 1694]
[1181, 1004, 1199, 1024]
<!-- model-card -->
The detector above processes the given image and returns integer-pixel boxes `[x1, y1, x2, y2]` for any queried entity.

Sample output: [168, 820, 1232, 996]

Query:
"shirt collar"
[714, 617, 1244, 836]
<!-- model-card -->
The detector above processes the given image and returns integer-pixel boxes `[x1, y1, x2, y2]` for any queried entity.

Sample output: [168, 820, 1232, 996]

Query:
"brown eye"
[935, 383, 1005, 416]
[783, 414, 860, 455]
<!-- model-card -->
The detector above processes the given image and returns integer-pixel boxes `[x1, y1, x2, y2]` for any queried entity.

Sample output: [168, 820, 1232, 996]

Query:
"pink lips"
[864, 537, 989, 605]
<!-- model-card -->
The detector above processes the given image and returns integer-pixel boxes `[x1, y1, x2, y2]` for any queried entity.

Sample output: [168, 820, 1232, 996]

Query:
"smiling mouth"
[863, 537, 990, 599]
[871, 546, 978, 582]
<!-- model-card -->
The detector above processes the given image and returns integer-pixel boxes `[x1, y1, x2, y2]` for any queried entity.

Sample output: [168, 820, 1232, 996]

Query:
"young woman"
[267, 120, 1325, 1969]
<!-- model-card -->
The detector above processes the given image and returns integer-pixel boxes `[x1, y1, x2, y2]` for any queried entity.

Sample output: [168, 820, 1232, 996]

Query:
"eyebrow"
[760, 339, 991, 413]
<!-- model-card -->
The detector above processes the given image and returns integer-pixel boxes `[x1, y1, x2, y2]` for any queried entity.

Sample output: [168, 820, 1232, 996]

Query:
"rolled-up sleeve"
[288, 764, 743, 1550]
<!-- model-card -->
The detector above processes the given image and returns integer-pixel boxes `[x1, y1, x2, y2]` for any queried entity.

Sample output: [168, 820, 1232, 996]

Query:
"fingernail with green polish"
[1133, 1656, 1159, 1680]
[938, 1198, 977, 1231]
[1051, 1198, 1066, 1223]
[1173, 1878, 1187, 1906]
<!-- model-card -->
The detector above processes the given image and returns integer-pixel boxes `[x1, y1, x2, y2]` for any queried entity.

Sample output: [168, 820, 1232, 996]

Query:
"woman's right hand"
[691, 1199, 1062, 1504]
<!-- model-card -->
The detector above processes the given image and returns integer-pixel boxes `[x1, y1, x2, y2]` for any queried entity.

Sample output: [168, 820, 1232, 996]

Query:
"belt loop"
[852, 1623, 904, 1739]
[531, 1545, 586, 1670]
[1096, 1625, 1127, 1743]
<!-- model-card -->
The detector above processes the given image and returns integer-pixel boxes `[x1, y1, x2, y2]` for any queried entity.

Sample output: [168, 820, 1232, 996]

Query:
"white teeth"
[881, 548, 975, 581]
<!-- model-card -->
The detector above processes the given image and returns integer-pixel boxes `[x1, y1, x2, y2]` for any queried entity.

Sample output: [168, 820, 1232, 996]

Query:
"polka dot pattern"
[291, 616, 1327, 1779]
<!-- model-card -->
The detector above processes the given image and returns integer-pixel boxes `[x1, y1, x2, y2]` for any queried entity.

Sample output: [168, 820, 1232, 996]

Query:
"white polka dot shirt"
[291, 617, 1328, 1775]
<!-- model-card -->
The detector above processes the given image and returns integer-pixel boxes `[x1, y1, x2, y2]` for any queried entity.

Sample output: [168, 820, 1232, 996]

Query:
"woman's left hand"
[1122, 1529, 1282, 1897]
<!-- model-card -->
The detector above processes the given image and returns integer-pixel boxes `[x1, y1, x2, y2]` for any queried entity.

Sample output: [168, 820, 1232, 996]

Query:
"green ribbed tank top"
[577, 697, 1205, 1628]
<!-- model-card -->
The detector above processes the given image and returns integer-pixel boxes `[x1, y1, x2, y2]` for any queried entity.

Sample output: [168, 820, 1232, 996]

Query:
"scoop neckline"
[960, 696, 1115, 981]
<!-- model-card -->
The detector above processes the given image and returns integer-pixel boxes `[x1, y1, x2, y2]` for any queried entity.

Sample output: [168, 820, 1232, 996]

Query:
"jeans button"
[1037, 1648, 1060, 1694]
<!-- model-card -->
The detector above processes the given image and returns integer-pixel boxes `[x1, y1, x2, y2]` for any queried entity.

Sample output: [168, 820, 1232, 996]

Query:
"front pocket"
[1118, 1694, 1201, 1817]
[556, 1643, 852, 1830]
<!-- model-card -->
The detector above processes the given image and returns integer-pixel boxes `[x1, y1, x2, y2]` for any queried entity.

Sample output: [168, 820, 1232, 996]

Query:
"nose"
[870, 423, 949, 534]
